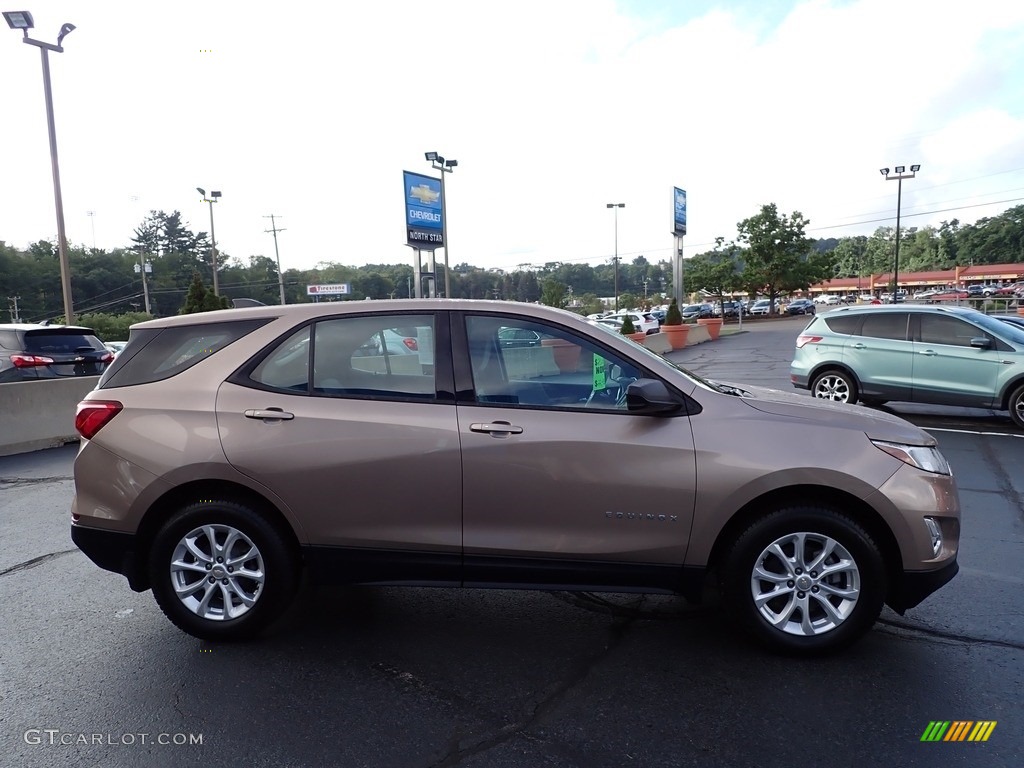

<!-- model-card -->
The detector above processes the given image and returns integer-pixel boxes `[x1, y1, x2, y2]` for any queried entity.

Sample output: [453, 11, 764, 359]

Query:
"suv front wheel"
[722, 506, 886, 654]
[149, 499, 299, 641]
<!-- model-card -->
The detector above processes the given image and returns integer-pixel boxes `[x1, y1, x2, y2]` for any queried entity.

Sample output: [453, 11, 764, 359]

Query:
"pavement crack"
[0, 549, 77, 578]
[0, 475, 73, 488]
[877, 617, 1024, 651]
[428, 600, 641, 768]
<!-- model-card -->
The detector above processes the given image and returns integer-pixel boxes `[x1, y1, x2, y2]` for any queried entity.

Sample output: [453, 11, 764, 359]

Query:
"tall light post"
[606, 203, 625, 311]
[425, 151, 457, 298]
[197, 187, 222, 295]
[880, 164, 920, 297]
[4, 10, 76, 325]
[264, 214, 287, 305]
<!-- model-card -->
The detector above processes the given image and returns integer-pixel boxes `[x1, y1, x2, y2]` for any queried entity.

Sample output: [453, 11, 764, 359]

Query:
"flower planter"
[627, 332, 648, 343]
[540, 338, 582, 373]
[697, 317, 723, 340]
[661, 324, 690, 350]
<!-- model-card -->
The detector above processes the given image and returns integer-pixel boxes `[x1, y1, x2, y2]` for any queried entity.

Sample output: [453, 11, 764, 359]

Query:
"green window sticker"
[592, 355, 607, 391]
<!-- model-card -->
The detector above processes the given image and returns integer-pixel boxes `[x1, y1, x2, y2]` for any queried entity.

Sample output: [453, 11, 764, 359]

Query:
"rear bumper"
[887, 558, 959, 613]
[71, 523, 149, 592]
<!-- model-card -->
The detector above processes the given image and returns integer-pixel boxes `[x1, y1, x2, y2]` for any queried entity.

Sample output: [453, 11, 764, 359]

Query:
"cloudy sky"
[2, 0, 1023, 276]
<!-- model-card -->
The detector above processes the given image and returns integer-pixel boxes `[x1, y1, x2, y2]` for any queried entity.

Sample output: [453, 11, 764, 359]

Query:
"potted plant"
[660, 298, 689, 350]
[697, 305, 724, 340]
[619, 314, 647, 343]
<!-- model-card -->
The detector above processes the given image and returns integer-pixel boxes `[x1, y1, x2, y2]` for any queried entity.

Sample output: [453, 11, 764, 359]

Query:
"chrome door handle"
[851, 343, 866, 349]
[244, 408, 295, 421]
[469, 422, 523, 435]
[917, 350, 937, 356]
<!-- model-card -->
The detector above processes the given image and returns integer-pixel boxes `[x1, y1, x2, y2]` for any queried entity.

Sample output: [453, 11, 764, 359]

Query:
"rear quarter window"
[821, 315, 861, 335]
[98, 319, 270, 388]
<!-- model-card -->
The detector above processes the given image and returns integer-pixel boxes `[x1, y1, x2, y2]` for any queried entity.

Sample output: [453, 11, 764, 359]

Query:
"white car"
[602, 311, 659, 335]
[748, 299, 773, 316]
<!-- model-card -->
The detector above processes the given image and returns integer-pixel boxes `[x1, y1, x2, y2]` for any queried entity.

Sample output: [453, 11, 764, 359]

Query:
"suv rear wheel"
[1009, 383, 1024, 429]
[149, 499, 299, 641]
[811, 370, 857, 404]
[722, 506, 886, 654]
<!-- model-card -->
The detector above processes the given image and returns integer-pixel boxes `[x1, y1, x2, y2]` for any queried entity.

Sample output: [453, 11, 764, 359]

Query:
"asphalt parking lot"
[1, 315, 1022, 768]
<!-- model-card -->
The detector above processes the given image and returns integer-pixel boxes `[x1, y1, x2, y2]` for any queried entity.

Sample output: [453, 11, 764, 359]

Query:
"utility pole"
[7, 296, 22, 323]
[264, 214, 287, 305]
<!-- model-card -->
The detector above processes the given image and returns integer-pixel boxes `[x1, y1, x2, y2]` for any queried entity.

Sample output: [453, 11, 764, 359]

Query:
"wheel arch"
[705, 485, 903, 599]
[997, 374, 1024, 411]
[131, 480, 303, 592]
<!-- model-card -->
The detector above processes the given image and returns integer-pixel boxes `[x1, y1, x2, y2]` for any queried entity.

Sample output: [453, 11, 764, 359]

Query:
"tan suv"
[71, 300, 960, 654]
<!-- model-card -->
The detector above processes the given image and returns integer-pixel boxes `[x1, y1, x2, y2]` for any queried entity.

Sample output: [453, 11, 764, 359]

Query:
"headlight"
[871, 440, 952, 476]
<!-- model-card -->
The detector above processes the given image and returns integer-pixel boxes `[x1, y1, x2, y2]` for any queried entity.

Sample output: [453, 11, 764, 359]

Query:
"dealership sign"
[403, 170, 444, 249]
[306, 283, 351, 296]
[673, 187, 687, 236]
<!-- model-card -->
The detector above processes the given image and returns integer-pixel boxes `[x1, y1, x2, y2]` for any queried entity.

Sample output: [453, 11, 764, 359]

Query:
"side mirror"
[969, 337, 992, 350]
[626, 378, 683, 415]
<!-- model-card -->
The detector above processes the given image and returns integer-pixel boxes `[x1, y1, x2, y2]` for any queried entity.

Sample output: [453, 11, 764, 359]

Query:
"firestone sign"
[306, 283, 351, 296]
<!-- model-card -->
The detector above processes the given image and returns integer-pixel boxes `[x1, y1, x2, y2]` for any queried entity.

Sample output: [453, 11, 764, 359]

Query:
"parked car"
[790, 304, 1024, 427]
[927, 289, 970, 302]
[0, 323, 113, 382]
[680, 303, 713, 321]
[104, 341, 128, 357]
[71, 299, 960, 654]
[786, 299, 816, 316]
[602, 311, 659, 334]
[749, 299, 774, 316]
[714, 301, 742, 318]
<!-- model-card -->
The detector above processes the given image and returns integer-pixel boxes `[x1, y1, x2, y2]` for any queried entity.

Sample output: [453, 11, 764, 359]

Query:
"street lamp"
[425, 151, 457, 298]
[607, 203, 625, 311]
[4, 10, 76, 325]
[264, 214, 287, 305]
[880, 164, 920, 297]
[197, 187, 222, 295]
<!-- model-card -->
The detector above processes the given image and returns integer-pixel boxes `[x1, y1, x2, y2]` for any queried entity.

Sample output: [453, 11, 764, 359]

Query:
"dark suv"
[0, 324, 113, 382]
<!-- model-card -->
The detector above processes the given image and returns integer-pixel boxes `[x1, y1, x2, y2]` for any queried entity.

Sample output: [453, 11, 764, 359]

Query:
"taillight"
[75, 401, 123, 439]
[100, 351, 114, 363]
[402, 338, 418, 351]
[796, 335, 823, 349]
[11, 354, 54, 368]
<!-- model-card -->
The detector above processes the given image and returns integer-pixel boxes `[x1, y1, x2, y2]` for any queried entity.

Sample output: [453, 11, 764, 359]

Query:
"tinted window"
[466, 316, 643, 410]
[23, 329, 105, 354]
[311, 315, 436, 399]
[822, 315, 860, 335]
[919, 315, 981, 347]
[859, 313, 908, 341]
[99, 319, 269, 388]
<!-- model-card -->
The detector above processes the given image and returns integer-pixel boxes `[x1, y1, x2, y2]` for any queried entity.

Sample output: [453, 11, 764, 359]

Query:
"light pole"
[425, 151, 457, 298]
[880, 164, 920, 298]
[264, 214, 287, 305]
[4, 10, 75, 325]
[197, 187, 222, 295]
[606, 203, 625, 311]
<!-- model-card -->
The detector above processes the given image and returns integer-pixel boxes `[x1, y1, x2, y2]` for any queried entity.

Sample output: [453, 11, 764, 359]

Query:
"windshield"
[975, 312, 1024, 344]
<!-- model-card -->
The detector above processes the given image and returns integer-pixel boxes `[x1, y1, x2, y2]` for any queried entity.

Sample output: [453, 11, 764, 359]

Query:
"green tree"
[685, 237, 744, 312]
[181, 271, 228, 314]
[735, 204, 822, 313]
[540, 278, 567, 307]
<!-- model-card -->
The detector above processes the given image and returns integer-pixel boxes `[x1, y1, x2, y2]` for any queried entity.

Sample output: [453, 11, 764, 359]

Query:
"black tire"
[149, 499, 299, 641]
[1009, 383, 1024, 430]
[721, 506, 886, 655]
[811, 369, 858, 404]
[860, 398, 888, 408]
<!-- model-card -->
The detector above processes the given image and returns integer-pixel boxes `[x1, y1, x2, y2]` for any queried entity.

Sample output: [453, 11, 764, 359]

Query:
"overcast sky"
[2, 0, 1023, 276]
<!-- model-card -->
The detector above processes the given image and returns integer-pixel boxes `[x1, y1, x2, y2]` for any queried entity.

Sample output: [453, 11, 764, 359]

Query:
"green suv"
[790, 304, 1024, 427]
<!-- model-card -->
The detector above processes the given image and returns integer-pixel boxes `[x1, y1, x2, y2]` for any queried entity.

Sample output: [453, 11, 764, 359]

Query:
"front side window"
[919, 315, 982, 347]
[465, 316, 643, 410]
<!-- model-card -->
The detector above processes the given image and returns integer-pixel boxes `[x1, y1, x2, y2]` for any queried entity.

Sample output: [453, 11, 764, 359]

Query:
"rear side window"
[859, 313, 908, 341]
[99, 319, 270, 389]
[821, 315, 860, 335]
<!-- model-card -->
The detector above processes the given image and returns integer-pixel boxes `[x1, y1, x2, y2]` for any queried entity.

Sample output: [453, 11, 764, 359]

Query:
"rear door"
[217, 312, 462, 577]
[843, 312, 913, 401]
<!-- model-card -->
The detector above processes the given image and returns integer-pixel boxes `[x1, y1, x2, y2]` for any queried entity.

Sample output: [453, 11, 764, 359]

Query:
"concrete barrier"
[0, 377, 97, 457]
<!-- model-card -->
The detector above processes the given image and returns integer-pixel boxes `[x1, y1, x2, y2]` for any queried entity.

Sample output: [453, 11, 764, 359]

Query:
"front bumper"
[887, 558, 959, 613]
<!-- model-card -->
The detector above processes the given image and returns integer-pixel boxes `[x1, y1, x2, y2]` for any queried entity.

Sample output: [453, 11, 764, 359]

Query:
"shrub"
[664, 298, 683, 326]
[620, 314, 637, 334]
